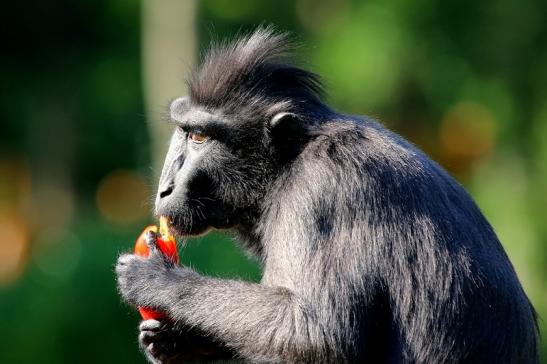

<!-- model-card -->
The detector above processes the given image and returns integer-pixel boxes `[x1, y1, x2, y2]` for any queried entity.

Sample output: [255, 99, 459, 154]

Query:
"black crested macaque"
[116, 27, 538, 363]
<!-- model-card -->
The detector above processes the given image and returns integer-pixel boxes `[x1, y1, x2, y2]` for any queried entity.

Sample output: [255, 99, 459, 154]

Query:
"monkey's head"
[154, 27, 330, 236]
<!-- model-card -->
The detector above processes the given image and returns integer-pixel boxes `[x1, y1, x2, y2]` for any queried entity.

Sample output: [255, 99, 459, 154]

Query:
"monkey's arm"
[116, 251, 330, 362]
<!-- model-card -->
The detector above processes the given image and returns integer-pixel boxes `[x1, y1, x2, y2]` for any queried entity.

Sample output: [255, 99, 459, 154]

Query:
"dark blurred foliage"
[1, 0, 147, 194]
[0, 0, 546, 363]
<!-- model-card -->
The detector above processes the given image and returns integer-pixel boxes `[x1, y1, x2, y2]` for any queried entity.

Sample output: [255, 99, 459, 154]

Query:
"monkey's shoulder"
[304, 116, 430, 173]
[296, 115, 467, 207]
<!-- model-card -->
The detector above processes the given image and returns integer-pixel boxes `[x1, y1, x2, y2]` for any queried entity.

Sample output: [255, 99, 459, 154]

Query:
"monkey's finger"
[139, 319, 163, 332]
[140, 328, 171, 346]
[151, 340, 177, 357]
[140, 330, 158, 345]
[144, 230, 160, 253]
[145, 230, 177, 266]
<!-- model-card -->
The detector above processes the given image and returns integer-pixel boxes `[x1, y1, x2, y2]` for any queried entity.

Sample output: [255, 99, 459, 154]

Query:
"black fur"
[188, 26, 328, 124]
[116, 26, 538, 363]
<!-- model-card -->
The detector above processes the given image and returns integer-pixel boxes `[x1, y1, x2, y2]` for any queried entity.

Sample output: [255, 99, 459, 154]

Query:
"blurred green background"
[0, 0, 546, 362]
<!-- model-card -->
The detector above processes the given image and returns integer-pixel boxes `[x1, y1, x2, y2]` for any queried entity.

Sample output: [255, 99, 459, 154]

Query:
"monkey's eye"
[188, 131, 209, 144]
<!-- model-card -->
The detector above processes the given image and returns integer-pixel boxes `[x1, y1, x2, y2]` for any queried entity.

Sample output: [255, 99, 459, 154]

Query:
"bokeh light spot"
[96, 170, 149, 225]
[32, 228, 81, 278]
[0, 213, 29, 285]
[32, 185, 75, 230]
[440, 101, 496, 159]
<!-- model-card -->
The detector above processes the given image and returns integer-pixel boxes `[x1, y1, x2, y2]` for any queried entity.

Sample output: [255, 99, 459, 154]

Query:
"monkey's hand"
[115, 231, 197, 311]
[139, 319, 233, 363]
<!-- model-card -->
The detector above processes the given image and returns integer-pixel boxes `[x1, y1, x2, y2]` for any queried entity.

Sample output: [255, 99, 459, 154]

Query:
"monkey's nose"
[158, 184, 174, 199]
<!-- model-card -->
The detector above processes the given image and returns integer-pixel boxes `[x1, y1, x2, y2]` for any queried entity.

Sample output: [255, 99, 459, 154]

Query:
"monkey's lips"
[162, 214, 212, 238]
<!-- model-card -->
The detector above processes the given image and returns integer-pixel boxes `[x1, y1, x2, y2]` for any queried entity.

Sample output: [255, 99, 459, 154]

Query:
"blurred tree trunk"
[141, 0, 197, 177]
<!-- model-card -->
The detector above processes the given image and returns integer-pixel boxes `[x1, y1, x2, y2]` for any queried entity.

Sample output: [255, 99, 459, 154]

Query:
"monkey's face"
[154, 97, 289, 236]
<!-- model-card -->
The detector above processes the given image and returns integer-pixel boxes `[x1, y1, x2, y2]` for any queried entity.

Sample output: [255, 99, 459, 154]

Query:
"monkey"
[116, 27, 538, 363]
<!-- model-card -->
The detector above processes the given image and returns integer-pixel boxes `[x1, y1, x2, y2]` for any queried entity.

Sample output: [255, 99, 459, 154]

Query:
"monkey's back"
[286, 116, 538, 363]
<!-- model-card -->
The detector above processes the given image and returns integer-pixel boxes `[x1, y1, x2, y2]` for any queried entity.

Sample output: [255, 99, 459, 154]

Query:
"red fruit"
[134, 225, 158, 258]
[134, 217, 178, 320]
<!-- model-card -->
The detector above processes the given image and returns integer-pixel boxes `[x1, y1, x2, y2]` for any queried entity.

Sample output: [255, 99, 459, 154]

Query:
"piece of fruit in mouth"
[133, 216, 179, 320]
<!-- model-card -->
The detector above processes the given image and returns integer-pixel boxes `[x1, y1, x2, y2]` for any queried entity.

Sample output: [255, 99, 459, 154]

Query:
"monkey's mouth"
[162, 213, 212, 239]
[156, 196, 231, 239]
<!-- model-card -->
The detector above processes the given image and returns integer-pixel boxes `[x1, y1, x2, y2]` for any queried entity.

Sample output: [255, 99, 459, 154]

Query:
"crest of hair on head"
[187, 25, 327, 122]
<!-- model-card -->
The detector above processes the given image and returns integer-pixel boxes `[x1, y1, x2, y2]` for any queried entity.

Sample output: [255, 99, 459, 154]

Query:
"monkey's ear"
[170, 97, 190, 121]
[269, 112, 307, 160]
[269, 112, 297, 129]
[269, 112, 305, 138]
